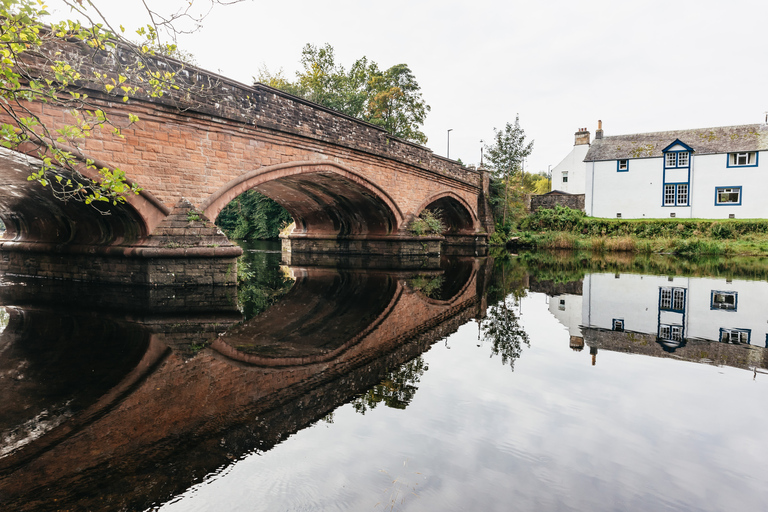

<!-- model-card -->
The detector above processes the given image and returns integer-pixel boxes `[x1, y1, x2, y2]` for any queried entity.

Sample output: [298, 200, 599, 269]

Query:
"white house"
[572, 121, 768, 218]
[551, 127, 591, 194]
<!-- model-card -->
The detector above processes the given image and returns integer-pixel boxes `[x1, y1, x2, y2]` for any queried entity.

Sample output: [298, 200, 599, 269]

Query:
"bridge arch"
[416, 191, 479, 234]
[202, 161, 404, 237]
[0, 147, 169, 249]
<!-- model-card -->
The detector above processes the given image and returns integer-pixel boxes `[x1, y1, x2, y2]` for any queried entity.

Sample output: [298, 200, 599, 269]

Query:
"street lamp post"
[447, 129, 453, 159]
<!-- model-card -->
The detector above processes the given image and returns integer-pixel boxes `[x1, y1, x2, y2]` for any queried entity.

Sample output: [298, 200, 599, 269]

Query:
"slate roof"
[584, 124, 768, 162]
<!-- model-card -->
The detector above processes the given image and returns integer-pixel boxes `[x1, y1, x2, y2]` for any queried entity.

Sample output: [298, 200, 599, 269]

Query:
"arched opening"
[203, 162, 402, 240]
[418, 193, 477, 235]
[0, 148, 160, 248]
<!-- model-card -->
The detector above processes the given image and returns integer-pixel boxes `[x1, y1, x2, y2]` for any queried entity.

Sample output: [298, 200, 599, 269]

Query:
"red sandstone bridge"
[0, 42, 492, 285]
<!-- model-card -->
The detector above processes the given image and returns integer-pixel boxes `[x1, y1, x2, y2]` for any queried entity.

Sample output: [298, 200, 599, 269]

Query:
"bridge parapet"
[48, 39, 482, 187]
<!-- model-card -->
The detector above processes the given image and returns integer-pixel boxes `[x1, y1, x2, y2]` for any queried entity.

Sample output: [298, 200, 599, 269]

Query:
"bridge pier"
[281, 235, 443, 257]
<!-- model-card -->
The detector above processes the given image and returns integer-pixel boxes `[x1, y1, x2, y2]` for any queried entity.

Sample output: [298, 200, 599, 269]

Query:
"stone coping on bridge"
[48, 37, 484, 187]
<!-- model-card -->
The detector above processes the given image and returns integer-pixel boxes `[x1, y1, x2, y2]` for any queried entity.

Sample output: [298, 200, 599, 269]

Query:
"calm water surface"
[0, 245, 767, 511]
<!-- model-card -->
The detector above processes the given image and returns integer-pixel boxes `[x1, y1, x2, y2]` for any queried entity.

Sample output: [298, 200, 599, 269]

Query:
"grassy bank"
[501, 206, 768, 256]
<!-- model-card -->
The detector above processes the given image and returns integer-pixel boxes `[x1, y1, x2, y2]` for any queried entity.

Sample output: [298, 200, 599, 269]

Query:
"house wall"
[551, 143, 589, 194]
[586, 151, 767, 218]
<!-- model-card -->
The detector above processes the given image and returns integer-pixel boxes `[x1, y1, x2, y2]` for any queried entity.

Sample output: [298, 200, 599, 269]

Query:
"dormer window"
[727, 152, 757, 167]
[666, 152, 689, 168]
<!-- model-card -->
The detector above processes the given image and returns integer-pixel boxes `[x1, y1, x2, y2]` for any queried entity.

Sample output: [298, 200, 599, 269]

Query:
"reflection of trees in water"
[236, 252, 294, 321]
[352, 357, 428, 414]
[481, 297, 529, 371]
[407, 275, 445, 299]
[482, 253, 530, 371]
[0, 306, 8, 334]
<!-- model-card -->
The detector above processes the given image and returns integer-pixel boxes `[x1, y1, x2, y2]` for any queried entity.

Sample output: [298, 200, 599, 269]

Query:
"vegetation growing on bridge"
[257, 43, 431, 145]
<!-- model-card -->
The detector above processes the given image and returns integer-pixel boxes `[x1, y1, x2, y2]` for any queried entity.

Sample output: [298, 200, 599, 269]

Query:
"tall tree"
[256, 43, 430, 145]
[484, 115, 534, 225]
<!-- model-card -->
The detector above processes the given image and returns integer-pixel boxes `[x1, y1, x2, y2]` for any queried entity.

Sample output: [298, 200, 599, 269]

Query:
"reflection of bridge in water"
[0, 256, 489, 511]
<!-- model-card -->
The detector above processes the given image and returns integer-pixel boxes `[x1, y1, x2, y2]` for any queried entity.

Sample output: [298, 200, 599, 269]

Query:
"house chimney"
[595, 120, 603, 140]
[574, 127, 590, 145]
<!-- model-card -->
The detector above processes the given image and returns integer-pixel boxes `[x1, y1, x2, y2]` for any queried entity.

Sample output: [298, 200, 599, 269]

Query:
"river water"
[0, 243, 767, 511]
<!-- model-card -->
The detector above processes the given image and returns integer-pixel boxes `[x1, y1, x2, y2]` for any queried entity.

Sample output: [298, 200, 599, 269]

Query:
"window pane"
[660, 288, 672, 309]
[737, 153, 748, 165]
[673, 289, 685, 310]
[664, 185, 675, 205]
[677, 184, 688, 205]
[678, 152, 689, 167]
[717, 188, 740, 204]
[666, 153, 677, 167]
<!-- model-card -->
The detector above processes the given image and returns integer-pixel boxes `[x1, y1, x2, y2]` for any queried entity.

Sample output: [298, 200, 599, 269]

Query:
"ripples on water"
[0, 246, 766, 511]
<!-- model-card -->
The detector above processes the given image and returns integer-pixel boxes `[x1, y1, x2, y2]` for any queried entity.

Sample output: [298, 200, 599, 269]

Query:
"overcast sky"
[50, 0, 768, 175]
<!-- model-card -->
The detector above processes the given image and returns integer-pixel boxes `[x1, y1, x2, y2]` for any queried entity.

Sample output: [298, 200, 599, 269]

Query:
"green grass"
[503, 206, 768, 256]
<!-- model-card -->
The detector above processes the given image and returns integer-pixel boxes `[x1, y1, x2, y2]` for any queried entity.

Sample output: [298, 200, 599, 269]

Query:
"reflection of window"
[562, 171, 568, 183]
[559, 299, 566, 311]
[660, 287, 686, 311]
[613, 319, 624, 331]
[727, 152, 757, 167]
[720, 328, 750, 344]
[716, 187, 741, 205]
[618, 159, 629, 172]
[711, 291, 737, 311]
[659, 324, 683, 341]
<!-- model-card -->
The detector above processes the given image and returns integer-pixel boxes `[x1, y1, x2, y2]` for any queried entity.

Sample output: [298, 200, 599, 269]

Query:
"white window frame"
[666, 153, 677, 167]
[677, 152, 689, 167]
[676, 184, 688, 206]
[716, 187, 741, 205]
[664, 184, 676, 205]
[729, 152, 756, 167]
[562, 171, 568, 183]
[618, 159, 628, 171]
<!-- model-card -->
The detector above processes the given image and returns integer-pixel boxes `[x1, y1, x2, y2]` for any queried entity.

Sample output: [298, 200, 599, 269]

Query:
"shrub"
[410, 208, 445, 236]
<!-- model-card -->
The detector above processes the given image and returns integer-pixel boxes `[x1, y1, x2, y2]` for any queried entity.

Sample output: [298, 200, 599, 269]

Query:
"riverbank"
[500, 206, 768, 256]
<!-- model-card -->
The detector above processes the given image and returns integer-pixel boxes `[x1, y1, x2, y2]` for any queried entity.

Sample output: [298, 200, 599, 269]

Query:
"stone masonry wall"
[530, 193, 585, 213]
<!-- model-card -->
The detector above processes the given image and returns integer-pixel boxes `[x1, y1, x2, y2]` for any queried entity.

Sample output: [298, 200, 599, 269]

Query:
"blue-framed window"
[715, 186, 742, 206]
[665, 151, 690, 168]
[660, 287, 686, 312]
[710, 290, 737, 311]
[719, 328, 750, 344]
[659, 324, 684, 342]
[663, 183, 689, 206]
[617, 159, 629, 172]
[612, 318, 624, 331]
[726, 152, 758, 168]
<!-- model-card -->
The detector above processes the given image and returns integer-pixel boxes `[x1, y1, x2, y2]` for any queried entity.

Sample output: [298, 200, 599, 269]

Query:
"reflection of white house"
[551, 128, 590, 194]
[557, 121, 768, 218]
[547, 293, 584, 350]
[581, 273, 768, 348]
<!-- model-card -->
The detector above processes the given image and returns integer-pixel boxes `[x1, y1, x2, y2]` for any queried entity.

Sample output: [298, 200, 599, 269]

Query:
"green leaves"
[257, 43, 431, 144]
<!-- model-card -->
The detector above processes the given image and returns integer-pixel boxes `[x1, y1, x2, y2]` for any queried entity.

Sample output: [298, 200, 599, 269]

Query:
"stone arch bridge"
[0, 43, 492, 285]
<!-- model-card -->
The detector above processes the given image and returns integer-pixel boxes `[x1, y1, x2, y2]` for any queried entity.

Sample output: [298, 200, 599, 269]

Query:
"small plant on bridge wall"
[0, 0, 240, 211]
[409, 208, 444, 236]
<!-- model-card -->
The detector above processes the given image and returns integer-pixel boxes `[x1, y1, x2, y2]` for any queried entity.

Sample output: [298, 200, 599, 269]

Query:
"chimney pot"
[595, 120, 604, 140]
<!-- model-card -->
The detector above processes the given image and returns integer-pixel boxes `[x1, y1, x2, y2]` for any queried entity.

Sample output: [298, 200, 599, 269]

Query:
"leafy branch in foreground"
[0, 0, 238, 210]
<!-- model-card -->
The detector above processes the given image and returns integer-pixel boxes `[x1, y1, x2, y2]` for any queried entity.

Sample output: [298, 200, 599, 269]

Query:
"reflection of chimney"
[574, 127, 590, 146]
[570, 336, 584, 351]
[595, 120, 604, 140]
[590, 346, 598, 366]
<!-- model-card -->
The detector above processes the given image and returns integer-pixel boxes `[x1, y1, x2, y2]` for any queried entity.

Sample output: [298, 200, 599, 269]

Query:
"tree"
[484, 115, 534, 225]
[216, 189, 292, 240]
[0, 0, 238, 209]
[256, 43, 431, 145]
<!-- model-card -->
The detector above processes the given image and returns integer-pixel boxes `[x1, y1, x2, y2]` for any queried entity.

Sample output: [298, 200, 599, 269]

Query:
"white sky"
[48, 0, 768, 175]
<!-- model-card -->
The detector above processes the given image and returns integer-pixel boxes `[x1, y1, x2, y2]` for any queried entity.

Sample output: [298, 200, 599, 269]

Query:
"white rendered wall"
[551, 144, 589, 194]
[548, 293, 583, 337]
[586, 151, 767, 219]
